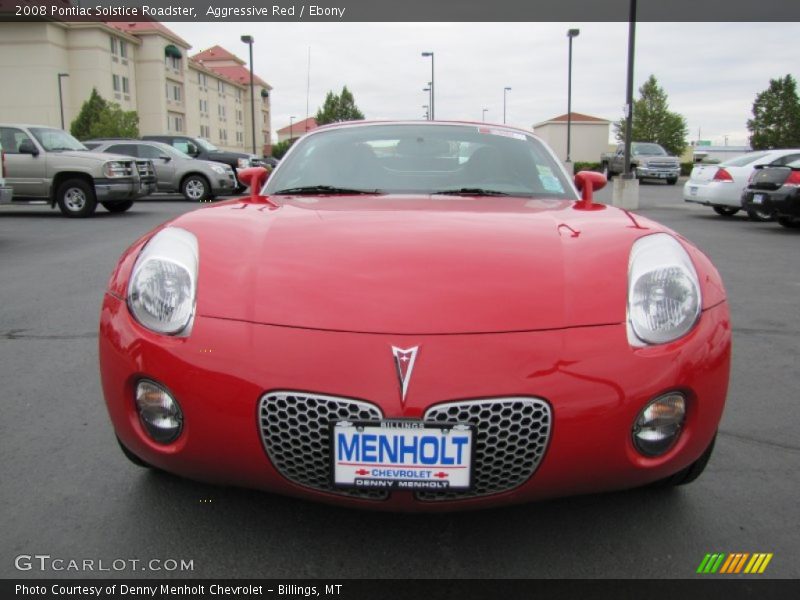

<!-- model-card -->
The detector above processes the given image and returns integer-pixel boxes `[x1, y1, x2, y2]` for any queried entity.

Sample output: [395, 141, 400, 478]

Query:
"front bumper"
[99, 295, 731, 511]
[94, 179, 146, 202]
[743, 188, 800, 218]
[211, 173, 237, 195]
[0, 185, 12, 204]
[636, 167, 680, 181]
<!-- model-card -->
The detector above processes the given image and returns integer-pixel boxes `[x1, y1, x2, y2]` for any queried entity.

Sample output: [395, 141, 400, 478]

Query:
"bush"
[681, 162, 695, 176]
[573, 162, 602, 173]
[271, 138, 296, 160]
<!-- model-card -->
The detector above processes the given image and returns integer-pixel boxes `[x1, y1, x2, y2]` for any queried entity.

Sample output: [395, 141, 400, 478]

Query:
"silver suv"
[0, 124, 154, 217]
[85, 140, 236, 201]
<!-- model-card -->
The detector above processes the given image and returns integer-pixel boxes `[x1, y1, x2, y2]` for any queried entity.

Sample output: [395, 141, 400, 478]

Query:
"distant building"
[532, 112, 611, 164]
[0, 20, 272, 154]
[277, 117, 319, 143]
[692, 145, 752, 164]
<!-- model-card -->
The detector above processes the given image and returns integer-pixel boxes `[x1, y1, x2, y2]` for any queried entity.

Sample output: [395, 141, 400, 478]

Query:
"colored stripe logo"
[697, 553, 773, 574]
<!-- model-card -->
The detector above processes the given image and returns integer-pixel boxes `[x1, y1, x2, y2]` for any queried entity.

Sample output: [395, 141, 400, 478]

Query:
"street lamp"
[421, 52, 434, 120]
[503, 86, 511, 124]
[240, 35, 256, 155]
[622, 1, 637, 178]
[289, 116, 296, 141]
[482, 108, 488, 122]
[423, 83, 432, 121]
[566, 28, 580, 165]
[57, 73, 69, 130]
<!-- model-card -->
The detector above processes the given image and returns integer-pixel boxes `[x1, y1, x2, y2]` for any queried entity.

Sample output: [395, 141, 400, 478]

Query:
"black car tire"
[56, 178, 97, 218]
[777, 216, 800, 228]
[713, 206, 740, 217]
[602, 163, 613, 180]
[181, 174, 210, 202]
[116, 436, 154, 469]
[101, 200, 134, 213]
[746, 207, 774, 222]
[651, 435, 716, 488]
[666, 177, 678, 185]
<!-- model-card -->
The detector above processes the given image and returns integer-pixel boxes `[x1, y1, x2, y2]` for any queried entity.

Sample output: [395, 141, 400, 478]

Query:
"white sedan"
[684, 149, 800, 220]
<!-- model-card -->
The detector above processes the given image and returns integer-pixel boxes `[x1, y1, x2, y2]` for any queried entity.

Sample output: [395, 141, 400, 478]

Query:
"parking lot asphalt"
[1, 182, 798, 579]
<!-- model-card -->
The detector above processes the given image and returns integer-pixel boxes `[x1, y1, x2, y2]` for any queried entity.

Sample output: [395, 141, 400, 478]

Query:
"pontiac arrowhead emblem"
[391, 346, 419, 405]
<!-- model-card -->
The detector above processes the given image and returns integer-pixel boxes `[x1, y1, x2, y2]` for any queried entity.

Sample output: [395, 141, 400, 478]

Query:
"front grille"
[417, 397, 551, 501]
[135, 160, 156, 181]
[646, 161, 678, 170]
[259, 391, 388, 500]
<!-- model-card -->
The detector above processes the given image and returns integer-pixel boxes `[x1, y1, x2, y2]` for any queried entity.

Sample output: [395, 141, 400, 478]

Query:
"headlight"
[210, 164, 226, 175]
[127, 227, 199, 336]
[104, 161, 130, 178]
[237, 157, 250, 169]
[627, 233, 701, 345]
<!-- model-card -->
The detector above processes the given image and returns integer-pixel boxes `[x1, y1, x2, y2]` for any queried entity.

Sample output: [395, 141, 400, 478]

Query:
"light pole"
[421, 52, 434, 120]
[240, 35, 257, 155]
[423, 83, 432, 121]
[57, 73, 69, 130]
[289, 116, 296, 141]
[622, 1, 636, 178]
[482, 108, 488, 122]
[503, 86, 511, 124]
[566, 28, 580, 165]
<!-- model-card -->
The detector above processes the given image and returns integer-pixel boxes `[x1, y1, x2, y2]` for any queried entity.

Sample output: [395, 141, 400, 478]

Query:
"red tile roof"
[106, 21, 190, 48]
[192, 45, 244, 64]
[203, 65, 270, 89]
[277, 117, 318, 135]
[547, 112, 609, 123]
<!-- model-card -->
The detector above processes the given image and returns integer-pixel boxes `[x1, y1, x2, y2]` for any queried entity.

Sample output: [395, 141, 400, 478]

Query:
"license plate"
[690, 186, 698, 195]
[658, 173, 667, 178]
[332, 420, 474, 490]
[753, 194, 765, 205]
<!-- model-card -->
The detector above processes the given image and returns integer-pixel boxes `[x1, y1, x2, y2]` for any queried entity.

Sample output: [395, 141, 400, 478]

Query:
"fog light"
[135, 380, 183, 444]
[632, 392, 686, 456]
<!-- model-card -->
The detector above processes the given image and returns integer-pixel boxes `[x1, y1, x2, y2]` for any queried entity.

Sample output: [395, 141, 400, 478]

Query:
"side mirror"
[237, 167, 271, 200]
[186, 143, 199, 157]
[18, 139, 39, 156]
[574, 170, 607, 209]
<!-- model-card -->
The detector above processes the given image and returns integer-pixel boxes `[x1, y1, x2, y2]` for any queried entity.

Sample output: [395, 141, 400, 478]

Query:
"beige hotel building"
[0, 19, 272, 155]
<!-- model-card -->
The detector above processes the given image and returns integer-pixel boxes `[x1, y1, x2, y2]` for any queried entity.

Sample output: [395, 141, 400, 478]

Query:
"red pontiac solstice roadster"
[99, 121, 731, 510]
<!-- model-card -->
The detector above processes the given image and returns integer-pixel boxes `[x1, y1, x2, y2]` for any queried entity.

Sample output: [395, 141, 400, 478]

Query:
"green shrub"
[573, 162, 602, 173]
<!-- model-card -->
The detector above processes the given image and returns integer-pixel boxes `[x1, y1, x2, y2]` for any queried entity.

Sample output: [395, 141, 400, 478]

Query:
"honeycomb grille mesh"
[418, 397, 551, 501]
[259, 391, 388, 500]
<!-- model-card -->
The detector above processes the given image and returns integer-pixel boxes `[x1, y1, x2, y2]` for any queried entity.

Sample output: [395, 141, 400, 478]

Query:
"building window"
[200, 125, 210, 138]
[236, 110, 243, 123]
[217, 80, 225, 94]
[199, 99, 208, 113]
[218, 105, 226, 118]
[236, 131, 243, 143]
[169, 113, 184, 133]
[235, 89, 242, 101]
[110, 37, 118, 55]
[122, 77, 130, 94]
[112, 74, 121, 92]
[165, 55, 182, 70]
[119, 40, 128, 59]
[219, 128, 228, 143]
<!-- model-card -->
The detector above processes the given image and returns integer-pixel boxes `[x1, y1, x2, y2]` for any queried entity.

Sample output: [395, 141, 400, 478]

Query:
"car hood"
[58, 150, 137, 163]
[171, 195, 674, 335]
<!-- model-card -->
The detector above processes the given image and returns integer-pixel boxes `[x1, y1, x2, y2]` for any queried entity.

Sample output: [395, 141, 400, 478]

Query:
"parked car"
[601, 142, 681, 184]
[0, 124, 155, 217]
[683, 149, 800, 221]
[141, 135, 263, 191]
[0, 141, 13, 204]
[85, 140, 236, 201]
[100, 121, 730, 511]
[741, 159, 800, 229]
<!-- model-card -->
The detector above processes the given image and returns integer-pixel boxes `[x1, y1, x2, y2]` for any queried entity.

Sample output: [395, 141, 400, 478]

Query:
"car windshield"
[264, 123, 577, 199]
[195, 138, 218, 152]
[721, 152, 770, 167]
[150, 142, 190, 159]
[30, 128, 86, 151]
[632, 143, 667, 156]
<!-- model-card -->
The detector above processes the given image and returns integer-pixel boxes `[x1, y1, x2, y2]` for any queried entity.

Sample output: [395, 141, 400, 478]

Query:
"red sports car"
[99, 121, 731, 510]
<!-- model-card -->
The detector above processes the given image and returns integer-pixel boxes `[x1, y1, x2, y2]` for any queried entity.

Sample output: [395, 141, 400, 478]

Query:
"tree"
[315, 86, 365, 125]
[270, 138, 295, 160]
[70, 88, 139, 139]
[614, 75, 688, 156]
[70, 88, 107, 139]
[747, 75, 800, 150]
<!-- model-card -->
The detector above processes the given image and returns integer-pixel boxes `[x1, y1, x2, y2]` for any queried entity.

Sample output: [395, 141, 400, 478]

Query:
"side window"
[770, 153, 800, 166]
[137, 145, 163, 159]
[172, 139, 192, 154]
[0, 127, 34, 153]
[107, 144, 140, 157]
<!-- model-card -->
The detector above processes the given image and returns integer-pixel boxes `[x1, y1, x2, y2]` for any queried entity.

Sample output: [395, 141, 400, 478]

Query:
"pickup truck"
[601, 142, 681, 185]
[0, 141, 12, 204]
[0, 124, 156, 217]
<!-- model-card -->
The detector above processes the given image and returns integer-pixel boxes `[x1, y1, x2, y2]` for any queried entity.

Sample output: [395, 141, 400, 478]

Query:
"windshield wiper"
[431, 187, 511, 196]
[273, 185, 382, 195]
